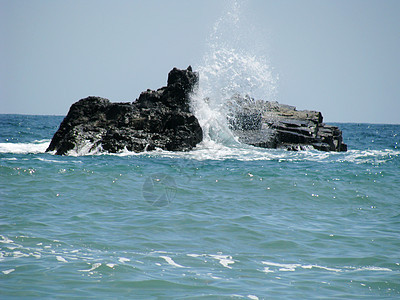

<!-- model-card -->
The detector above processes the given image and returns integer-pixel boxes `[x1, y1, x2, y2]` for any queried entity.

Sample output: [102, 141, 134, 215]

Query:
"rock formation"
[47, 66, 346, 155]
[228, 94, 347, 151]
[46, 66, 203, 155]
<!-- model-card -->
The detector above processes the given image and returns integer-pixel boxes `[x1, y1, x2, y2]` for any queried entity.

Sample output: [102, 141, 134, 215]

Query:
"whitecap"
[187, 253, 235, 269]
[354, 266, 392, 272]
[0, 141, 49, 154]
[262, 261, 300, 272]
[262, 267, 274, 273]
[159, 256, 186, 268]
[6, 246, 18, 250]
[118, 257, 130, 263]
[0, 235, 14, 244]
[262, 261, 343, 273]
[35, 157, 67, 163]
[187, 253, 202, 258]
[78, 262, 101, 272]
[2, 269, 15, 275]
[207, 273, 222, 279]
[12, 251, 29, 258]
[56, 256, 68, 263]
[301, 264, 342, 272]
[209, 254, 235, 269]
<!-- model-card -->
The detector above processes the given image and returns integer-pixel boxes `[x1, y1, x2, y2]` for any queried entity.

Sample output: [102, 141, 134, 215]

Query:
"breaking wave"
[190, 0, 278, 145]
[0, 140, 50, 154]
[1, 139, 398, 166]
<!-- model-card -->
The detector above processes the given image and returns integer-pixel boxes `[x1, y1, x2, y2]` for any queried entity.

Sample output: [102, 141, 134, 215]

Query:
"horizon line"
[0, 113, 398, 125]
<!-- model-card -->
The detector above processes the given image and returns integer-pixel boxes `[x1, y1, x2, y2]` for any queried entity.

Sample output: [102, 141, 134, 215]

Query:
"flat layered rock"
[228, 97, 347, 152]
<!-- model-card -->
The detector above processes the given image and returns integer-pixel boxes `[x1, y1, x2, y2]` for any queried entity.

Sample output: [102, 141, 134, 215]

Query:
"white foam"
[5, 123, 391, 163]
[0, 235, 14, 244]
[261, 261, 393, 274]
[341, 149, 400, 164]
[262, 261, 342, 273]
[118, 257, 130, 263]
[354, 266, 392, 272]
[301, 265, 342, 272]
[88, 137, 399, 164]
[2, 269, 15, 275]
[78, 262, 101, 272]
[66, 140, 103, 156]
[6, 246, 18, 250]
[106, 263, 116, 268]
[56, 256, 68, 263]
[262, 267, 274, 273]
[159, 256, 186, 268]
[0, 141, 50, 154]
[13, 251, 29, 258]
[187, 253, 201, 258]
[209, 254, 235, 269]
[35, 157, 67, 163]
[207, 273, 222, 279]
[187, 253, 236, 269]
[262, 261, 300, 272]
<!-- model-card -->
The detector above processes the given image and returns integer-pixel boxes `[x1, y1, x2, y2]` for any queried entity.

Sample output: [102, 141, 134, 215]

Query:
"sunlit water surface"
[1, 115, 399, 299]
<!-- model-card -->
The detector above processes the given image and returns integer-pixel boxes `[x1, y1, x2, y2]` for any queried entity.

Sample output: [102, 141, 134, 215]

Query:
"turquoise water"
[1, 114, 399, 299]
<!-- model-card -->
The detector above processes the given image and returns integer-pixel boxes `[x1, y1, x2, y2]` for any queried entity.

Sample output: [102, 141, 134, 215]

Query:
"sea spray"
[191, 0, 278, 145]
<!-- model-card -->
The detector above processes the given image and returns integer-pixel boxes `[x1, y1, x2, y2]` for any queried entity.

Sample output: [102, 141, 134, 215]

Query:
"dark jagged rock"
[228, 95, 347, 152]
[46, 66, 203, 155]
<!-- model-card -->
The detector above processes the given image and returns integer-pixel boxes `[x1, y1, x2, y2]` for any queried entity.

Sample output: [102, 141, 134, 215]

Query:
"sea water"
[1, 1, 400, 298]
[1, 117, 399, 299]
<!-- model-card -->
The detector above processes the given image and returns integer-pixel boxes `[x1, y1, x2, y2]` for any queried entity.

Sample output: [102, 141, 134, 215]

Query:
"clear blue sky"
[1, 0, 399, 124]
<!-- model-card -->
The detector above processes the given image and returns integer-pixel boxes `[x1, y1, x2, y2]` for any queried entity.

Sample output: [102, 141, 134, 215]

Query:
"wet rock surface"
[46, 66, 203, 155]
[229, 96, 347, 152]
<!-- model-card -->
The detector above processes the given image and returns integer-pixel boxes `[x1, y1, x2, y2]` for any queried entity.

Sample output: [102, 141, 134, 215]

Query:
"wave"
[111, 140, 400, 165]
[1, 139, 399, 165]
[1, 234, 393, 277]
[0, 140, 50, 154]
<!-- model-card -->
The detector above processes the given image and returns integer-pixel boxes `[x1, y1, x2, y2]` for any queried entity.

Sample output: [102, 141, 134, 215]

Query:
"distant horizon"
[1, 111, 399, 126]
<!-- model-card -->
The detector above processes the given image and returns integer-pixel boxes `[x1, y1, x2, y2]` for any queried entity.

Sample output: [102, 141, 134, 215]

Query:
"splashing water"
[191, 0, 278, 145]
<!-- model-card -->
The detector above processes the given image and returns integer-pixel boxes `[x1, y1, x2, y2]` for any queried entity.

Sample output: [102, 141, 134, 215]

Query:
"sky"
[1, 0, 399, 124]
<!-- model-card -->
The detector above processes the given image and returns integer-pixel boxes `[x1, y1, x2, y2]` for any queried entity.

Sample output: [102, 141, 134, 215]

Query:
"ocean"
[0, 114, 399, 299]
